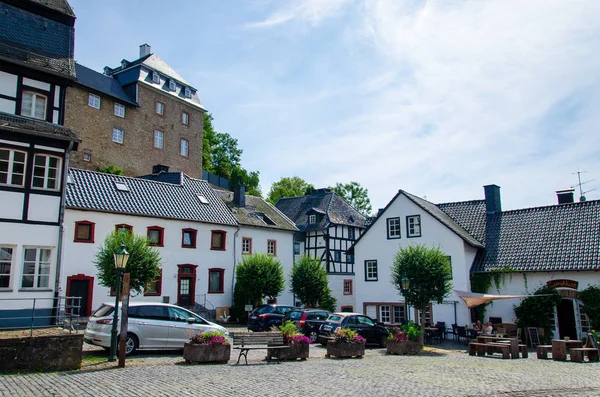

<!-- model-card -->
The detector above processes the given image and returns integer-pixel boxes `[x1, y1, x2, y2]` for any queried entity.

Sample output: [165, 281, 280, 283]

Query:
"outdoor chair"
[456, 326, 468, 344]
[448, 324, 458, 341]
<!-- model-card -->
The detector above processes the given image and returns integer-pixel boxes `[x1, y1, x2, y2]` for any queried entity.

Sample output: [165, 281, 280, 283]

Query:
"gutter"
[231, 226, 241, 307]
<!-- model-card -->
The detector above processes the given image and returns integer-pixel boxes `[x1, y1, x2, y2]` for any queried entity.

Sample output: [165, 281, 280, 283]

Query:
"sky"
[68, 0, 600, 212]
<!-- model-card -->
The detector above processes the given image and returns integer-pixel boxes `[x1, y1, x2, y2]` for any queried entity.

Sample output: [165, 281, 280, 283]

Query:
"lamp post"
[401, 276, 410, 321]
[109, 244, 129, 362]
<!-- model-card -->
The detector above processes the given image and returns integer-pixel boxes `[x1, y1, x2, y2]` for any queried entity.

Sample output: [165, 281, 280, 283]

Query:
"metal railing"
[0, 296, 81, 336]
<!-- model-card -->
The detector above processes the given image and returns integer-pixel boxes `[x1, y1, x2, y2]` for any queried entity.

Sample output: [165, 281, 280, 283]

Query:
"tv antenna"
[571, 171, 596, 202]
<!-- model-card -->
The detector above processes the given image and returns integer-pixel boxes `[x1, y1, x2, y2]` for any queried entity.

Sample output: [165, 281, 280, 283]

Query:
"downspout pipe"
[52, 140, 74, 324]
[231, 226, 240, 307]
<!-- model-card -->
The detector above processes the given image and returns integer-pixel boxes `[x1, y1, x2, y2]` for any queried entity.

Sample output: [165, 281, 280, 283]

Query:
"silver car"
[84, 302, 229, 355]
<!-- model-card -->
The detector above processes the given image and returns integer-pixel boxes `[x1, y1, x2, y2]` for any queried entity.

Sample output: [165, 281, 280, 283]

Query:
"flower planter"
[325, 340, 365, 358]
[267, 342, 310, 361]
[183, 343, 231, 364]
[386, 340, 421, 355]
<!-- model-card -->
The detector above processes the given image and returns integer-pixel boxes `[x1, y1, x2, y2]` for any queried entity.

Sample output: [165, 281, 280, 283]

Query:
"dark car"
[318, 312, 389, 347]
[247, 304, 294, 332]
[283, 309, 331, 342]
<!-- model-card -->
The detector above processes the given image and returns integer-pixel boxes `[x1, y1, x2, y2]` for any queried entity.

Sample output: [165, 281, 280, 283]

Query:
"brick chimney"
[556, 188, 575, 204]
[139, 43, 151, 58]
[234, 185, 246, 208]
[484, 185, 502, 214]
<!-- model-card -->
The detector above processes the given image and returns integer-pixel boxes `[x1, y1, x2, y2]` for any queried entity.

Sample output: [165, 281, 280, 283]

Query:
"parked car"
[283, 308, 331, 342]
[317, 312, 389, 347]
[84, 302, 228, 355]
[247, 304, 294, 332]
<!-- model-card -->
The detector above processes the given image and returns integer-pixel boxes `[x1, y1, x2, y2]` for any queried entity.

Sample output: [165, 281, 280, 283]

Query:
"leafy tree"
[290, 255, 336, 310]
[267, 176, 315, 204]
[514, 285, 561, 342]
[94, 230, 161, 294]
[330, 181, 372, 217]
[202, 113, 218, 172]
[391, 244, 453, 346]
[579, 285, 600, 330]
[97, 164, 123, 175]
[230, 166, 261, 197]
[233, 253, 285, 319]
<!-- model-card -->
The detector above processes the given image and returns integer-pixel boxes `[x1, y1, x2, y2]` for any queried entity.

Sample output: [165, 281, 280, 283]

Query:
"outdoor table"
[551, 339, 584, 361]
[476, 336, 519, 359]
[424, 327, 438, 344]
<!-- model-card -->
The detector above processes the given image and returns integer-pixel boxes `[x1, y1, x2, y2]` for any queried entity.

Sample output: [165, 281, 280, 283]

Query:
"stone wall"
[0, 334, 83, 373]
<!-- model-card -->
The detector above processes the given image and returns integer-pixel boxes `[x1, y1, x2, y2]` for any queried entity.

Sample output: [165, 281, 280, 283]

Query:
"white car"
[84, 302, 229, 355]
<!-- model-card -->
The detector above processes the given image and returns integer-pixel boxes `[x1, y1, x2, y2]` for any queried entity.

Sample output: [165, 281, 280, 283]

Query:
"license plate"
[323, 325, 332, 331]
[250, 316, 256, 320]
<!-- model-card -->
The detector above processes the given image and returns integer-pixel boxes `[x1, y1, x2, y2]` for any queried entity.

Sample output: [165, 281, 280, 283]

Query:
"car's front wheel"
[124, 333, 138, 355]
[378, 335, 387, 348]
[308, 331, 318, 343]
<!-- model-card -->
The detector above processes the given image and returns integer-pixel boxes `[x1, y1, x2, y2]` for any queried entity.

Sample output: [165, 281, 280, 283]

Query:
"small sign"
[244, 305, 253, 312]
[527, 327, 540, 348]
[547, 279, 578, 290]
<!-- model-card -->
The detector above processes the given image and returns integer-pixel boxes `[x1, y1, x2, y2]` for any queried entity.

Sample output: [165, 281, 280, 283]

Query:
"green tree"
[202, 113, 218, 172]
[514, 285, 561, 342]
[97, 164, 123, 175]
[391, 244, 453, 346]
[230, 166, 261, 197]
[233, 253, 285, 319]
[330, 181, 372, 217]
[580, 285, 600, 330]
[94, 230, 161, 294]
[267, 176, 315, 204]
[290, 255, 336, 310]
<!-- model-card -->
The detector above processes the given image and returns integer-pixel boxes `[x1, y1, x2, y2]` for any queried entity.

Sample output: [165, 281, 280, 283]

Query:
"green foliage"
[317, 289, 337, 312]
[230, 166, 261, 197]
[97, 164, 123, 175]
[490, 266, 515, 292]
[290, 255, 333, 309]
[514, 285, 561, 341]
[233, 253, 285, 308]
[580, 285, 600, 330]
[279, 320, 299, 337]
[267, 176, 315, 204]
[334, 328, 366, 343]
[470, 273, 492, 322]
[94, 230, 161, 294]
[402, 322, 423, 342]
[329, 181, 373, 217]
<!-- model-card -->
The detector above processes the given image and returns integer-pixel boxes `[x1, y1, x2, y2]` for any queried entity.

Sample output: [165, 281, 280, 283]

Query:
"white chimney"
[139, 43, 151, 58]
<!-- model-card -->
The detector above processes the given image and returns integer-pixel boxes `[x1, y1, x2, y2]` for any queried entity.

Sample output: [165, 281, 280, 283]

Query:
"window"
[114, 103, 125, 118]
[21, 248, 51, 289]
[184, 87, 191, 98]
[348, 227, 355, 240]
[293, 241, 300, 255]
[82, 152, 91, 162]
[0, 247, 13, 288]
[347, 254, 354, 264]
[386, 217, 401, 239]
[152, 72, 160, 84]
[154, 130, 164, 149]
[74, 221, 95, 243]
[309, 214, 316, 224]
[32, 154, 61, 190]
[88, 93, 100, 109]
[180, 139, 189, 157]
[334, 251, 341, 262]
[242, 237, 252, 254]
[115, 224, 133, 233]
[380, 305, 391, 323]
[211, 230, 226, 251]
[0, 149, 26, 187]
[112, 128, 124, 144]
[144, 269, 162, 296]
[446, 256, 453, 279]
[181, 228, 197, 248]
[208, 268, 225, 293]
[169, 80, 176, 91]
[393, 305, 406, 324]
[156, 101, 165, 115]
[22, 91, 47, 119]
[407, 215, 421, 237]
[182, 111, 189, 125]
[343, 279, 353, 295]
[267, 240, 277, 256]
[147, 226, 164, 247]
[365, 260, 378, 281]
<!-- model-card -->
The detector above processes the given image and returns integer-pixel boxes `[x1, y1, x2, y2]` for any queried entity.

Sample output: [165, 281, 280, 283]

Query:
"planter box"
[183, 343, 231, 364]
[386, 340, 421, 355]
[326, 340, 365, 358]
[267, 342, 309, 361]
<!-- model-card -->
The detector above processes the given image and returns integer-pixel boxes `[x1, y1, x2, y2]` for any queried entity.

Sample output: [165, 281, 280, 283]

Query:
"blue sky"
[69, 0, 600, 212]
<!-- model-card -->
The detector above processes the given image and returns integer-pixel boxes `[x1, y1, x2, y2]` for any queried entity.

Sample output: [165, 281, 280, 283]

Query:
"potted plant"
[183, 330, 231, 364]
[267, 321, 311, 361]
[386, 322, 422, 355]
[325, 328, 366, 358]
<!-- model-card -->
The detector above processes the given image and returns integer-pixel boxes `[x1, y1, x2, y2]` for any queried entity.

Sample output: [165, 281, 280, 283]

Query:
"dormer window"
[309, 214, 316, 224]
[152, 72, 160, 84]
[121, 60, 128, 69]
[169, 80, 176, 91]
[184, 87, 191, 98]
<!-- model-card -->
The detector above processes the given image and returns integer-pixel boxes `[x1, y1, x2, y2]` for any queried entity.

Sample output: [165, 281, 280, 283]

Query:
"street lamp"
[401, 276, 410, 322]
[109, 244, 129, 362]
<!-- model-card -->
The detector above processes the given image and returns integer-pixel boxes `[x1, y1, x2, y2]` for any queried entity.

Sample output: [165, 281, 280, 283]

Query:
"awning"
[454, 290, 543, 308]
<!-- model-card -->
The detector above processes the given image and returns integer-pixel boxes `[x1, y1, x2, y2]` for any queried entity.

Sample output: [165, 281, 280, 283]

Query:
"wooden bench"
[495, 340, 528, 358]
[468, 342, 510, 359]
[536, 345, 552, 359]
[570, 348, 599, 363]
[232, 332, 289, 365]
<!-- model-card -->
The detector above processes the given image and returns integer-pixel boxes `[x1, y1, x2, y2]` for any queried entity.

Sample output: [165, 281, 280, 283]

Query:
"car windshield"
[92, 304, 113, 317]
[288, 311, 304, 320]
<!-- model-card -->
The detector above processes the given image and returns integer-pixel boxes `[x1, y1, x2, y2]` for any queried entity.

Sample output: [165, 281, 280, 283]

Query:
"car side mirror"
[186, 317, 197, 323]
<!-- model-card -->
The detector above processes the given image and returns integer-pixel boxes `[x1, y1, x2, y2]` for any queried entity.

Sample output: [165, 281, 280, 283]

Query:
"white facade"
[354, 193, 477, 327]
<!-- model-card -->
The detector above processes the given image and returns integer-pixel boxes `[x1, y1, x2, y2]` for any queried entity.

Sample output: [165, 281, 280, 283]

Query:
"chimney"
[556, 188, 575, 204]
[139, 43, 151, 58]
[484, 184, 502, 214]
[234, 185, 246, 208]
[152, 164, 169, 174]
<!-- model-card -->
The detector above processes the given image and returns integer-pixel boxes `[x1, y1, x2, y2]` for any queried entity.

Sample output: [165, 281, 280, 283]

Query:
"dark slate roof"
[28, 0, 75, 17]
[66, 169, 238, 226]
[214, 189, 298, 232]
[437, 200, 487, 244]
[74, 63, 138, 106]
[275, 189, 367, 232]
[0, 111, 80, 142]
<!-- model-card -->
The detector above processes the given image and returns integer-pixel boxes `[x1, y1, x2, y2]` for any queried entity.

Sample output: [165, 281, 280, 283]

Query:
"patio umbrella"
[453, 290, 548, 308]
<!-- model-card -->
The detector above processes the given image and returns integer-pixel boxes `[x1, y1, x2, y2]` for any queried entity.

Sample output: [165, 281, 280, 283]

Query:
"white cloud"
[245, 0, 352, 29]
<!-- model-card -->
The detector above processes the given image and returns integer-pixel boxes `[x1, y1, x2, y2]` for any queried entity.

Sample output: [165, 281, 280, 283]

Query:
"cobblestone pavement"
[1, 342, 599, 397]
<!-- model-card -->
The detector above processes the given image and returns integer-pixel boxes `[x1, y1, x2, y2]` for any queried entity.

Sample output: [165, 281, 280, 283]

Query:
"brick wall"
[65, 83, 204, 178]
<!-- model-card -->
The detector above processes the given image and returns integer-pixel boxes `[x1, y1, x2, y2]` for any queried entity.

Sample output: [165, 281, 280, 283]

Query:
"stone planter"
[267, 342, 310, 361]
[325, 340, 365, 358]
[183, 343, 231, 364]
[386, 340, 421, 355]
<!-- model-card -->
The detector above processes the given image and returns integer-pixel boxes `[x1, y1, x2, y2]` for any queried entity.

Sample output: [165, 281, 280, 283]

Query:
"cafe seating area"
[536, 333, 599, 363]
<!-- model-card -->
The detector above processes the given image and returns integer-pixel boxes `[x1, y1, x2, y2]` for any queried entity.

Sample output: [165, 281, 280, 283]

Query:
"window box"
[74, 221, 95, 243]
[386, 217, 401, 239]
[147, 226, 164, 247]
[210, 230, 226, 251]
[182, 228, 197, 248]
